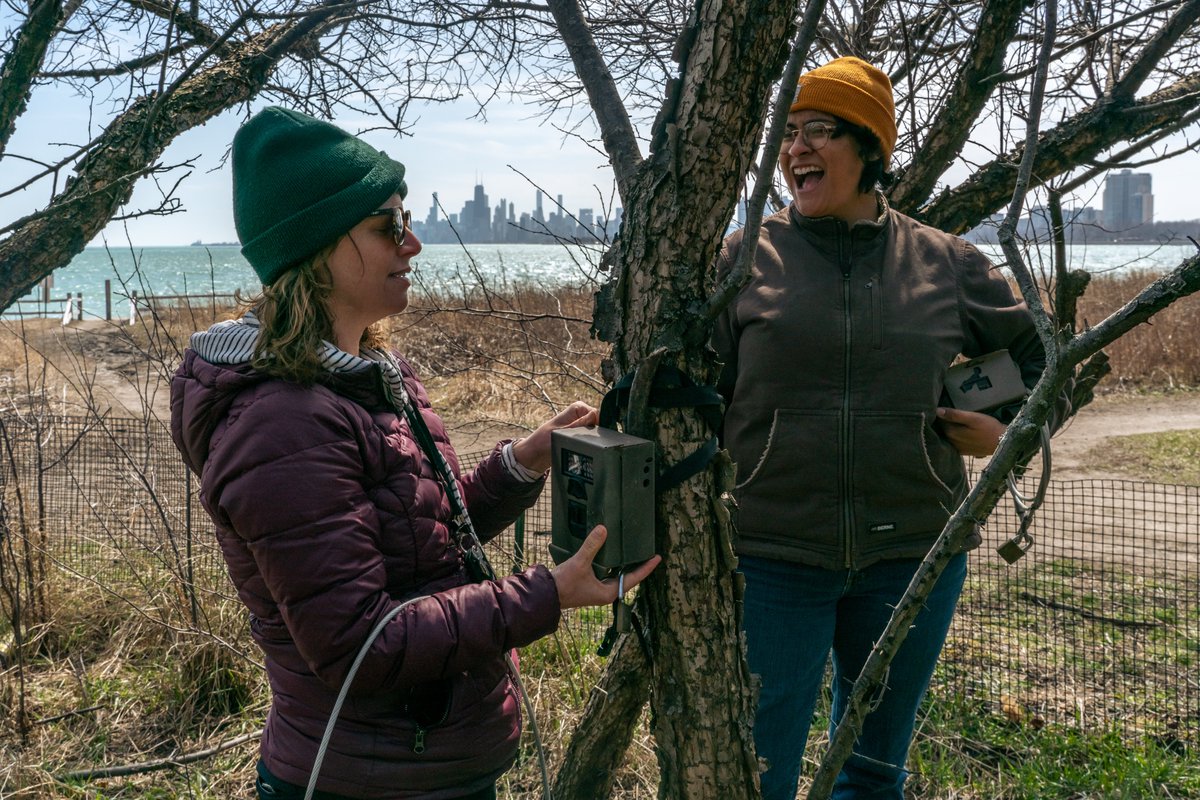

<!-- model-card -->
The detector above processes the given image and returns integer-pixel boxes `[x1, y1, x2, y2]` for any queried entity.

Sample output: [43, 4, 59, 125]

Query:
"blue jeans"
[739, 553, 967, 800]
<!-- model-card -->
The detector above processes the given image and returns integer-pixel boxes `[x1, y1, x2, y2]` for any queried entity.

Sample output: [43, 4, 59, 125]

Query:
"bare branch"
[544, 0, 643, 202]
[890, 0, 1029, 212]
[0, 0, 65, 156]
[1109, 0, 1200, 101]
[0, 16, 337, 311]
[56, 730, 261, 780]
[919, 72, 1200, 234]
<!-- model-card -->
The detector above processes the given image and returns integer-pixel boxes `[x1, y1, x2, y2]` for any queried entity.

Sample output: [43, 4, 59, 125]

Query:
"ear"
[860, 143, 884, 163]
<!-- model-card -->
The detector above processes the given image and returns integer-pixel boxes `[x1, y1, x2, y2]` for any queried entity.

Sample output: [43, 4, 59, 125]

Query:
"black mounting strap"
[598, 364, 724, 494]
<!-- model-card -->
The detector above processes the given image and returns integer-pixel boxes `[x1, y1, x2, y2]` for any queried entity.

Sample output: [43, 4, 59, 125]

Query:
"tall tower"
[427, 192, 440, 226]
[1103, 169, 1153, 229]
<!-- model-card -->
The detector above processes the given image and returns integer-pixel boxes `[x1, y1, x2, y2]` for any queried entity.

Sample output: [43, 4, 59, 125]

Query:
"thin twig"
[56, 730, 262, 781]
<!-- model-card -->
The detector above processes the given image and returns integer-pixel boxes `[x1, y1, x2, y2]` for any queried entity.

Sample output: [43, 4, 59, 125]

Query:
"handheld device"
[943, 349, 1027, 414]
[550, 426, 656, 579]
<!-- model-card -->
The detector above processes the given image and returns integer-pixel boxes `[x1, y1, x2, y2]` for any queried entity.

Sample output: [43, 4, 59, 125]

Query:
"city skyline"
[964, 168, 1200, 244]
[410, 182, 623, 245]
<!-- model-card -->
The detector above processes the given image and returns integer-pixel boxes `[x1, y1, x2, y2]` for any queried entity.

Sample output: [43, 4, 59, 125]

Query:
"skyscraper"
[1102, 170, 1153, 230]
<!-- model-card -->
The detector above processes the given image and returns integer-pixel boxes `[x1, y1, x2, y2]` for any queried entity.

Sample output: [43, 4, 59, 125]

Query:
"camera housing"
[549, 427, 656, 579]
[943, 349, 1027, 414]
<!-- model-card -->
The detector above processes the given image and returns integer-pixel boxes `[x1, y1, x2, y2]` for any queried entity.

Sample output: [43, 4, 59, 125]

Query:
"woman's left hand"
[511, 401, 599, 473]
[936, 407, 1006, 457]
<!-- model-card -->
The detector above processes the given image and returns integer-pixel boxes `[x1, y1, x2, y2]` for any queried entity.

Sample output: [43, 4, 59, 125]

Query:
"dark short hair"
[834, 118, 896, 194]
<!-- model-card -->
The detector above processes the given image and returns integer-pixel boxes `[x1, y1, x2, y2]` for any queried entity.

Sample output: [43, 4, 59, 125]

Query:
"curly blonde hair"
[238, 243, 388, 384]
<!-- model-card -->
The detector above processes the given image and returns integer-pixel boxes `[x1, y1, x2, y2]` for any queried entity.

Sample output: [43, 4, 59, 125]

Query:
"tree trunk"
[550, 632, 651, 799]
[586, 0, 796, 795]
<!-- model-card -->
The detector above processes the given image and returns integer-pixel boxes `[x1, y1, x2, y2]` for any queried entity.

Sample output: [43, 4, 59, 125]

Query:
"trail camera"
[943, 350, 1027, 414]
[550, 427, 656, 579]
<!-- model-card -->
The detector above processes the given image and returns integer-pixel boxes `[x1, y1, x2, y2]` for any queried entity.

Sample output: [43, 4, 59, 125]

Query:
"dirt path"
[1047, 391, 1200, 480]
[7, 318, 1200, 481]
[2, 318, 173, 419]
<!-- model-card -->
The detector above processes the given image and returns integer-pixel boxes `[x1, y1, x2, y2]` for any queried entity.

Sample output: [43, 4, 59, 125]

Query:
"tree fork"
[548, 0, 796, 794]
[550, 633, 651, 800]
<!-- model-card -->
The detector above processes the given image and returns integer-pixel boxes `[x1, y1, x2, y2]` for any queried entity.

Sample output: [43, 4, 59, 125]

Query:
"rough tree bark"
[548, 0, 797, 795]
[0, 0, 63, 155]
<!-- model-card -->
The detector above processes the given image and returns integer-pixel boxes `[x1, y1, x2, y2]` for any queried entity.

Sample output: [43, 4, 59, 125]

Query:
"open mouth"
[793, 166, 824, 191]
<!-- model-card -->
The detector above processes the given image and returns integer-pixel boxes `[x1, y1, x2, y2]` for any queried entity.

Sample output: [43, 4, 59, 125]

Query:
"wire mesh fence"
[2, 414, 1196, 747]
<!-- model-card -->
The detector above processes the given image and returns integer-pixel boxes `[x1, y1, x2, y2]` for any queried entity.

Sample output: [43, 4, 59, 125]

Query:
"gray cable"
[304, 597, 553, 800]
[305, 597, 422, 800]
[506, 652, 554, 800]
[1005, 423, 1052, 513]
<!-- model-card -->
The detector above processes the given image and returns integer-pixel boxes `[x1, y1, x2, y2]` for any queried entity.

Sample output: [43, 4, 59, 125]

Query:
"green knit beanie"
[232, 106, 408, 285]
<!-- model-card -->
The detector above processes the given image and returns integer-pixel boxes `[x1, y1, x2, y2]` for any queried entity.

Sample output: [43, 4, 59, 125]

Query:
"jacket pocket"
[733, 409, 840, 545]
[851, 412, 964, 546]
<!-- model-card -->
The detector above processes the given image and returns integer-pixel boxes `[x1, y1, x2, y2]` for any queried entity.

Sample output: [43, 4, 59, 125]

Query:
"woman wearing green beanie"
[170, 107, 658, 800]
[713, 58, 1069, 799]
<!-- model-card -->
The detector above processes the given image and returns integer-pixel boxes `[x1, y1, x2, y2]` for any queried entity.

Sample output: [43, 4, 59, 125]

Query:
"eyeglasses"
[780, 120, 841, 151]
[366, 207, 412, 247]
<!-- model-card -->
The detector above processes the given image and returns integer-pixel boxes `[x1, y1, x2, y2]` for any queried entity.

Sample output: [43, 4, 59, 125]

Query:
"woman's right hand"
[551, 525, 661, 610]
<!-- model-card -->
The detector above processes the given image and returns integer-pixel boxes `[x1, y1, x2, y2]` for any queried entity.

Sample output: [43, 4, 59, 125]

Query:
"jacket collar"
[788, 191, 890, 242]
[188, 310, 410, 413]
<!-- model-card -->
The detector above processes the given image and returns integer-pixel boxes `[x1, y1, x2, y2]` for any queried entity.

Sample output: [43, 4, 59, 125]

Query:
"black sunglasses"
[366, 207, 412, 247]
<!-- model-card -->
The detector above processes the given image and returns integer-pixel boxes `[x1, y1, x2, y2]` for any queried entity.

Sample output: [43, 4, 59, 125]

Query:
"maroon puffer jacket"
[170, 349, 560, 799]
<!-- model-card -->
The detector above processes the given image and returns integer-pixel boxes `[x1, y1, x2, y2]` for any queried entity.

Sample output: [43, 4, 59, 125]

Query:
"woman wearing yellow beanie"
[713, 58, 1065, 799]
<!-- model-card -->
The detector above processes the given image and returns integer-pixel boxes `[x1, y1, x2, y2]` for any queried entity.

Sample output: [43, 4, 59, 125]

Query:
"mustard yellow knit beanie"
[791, 57, 897, 167]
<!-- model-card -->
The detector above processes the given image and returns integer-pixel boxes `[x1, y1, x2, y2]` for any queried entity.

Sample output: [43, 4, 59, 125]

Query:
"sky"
[3, 83, 1198, 248]
[3, 87, 620, 248]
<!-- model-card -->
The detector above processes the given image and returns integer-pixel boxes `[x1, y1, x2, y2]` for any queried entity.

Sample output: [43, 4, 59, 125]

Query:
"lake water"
[11, 242, 609, 320]
[9, 240, 1196, 320]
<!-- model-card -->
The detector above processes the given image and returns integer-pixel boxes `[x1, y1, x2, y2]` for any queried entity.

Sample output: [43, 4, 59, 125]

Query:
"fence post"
[60, 295, 73, 326]
[512, 512, 525, 574]
[105, 280, 112, 321]
[128, 291, 138, 326]
[185, 466, 199, 627]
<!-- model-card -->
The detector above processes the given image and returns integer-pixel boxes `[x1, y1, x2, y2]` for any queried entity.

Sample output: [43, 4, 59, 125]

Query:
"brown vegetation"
[1076, 270, 1200, 390]
[394, 284, 606, 431]
[0, 270, 1196, 431]
[1, 269, 1197, 798]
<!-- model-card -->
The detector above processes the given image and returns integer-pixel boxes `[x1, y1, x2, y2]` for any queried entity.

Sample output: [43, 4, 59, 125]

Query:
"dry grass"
[391, 283, 606, 431]
[0, 271, 1197, 426]
[0, 566, 265, 799]
[1075, 270, 1200, 390]
[2, 271, 1199, 798]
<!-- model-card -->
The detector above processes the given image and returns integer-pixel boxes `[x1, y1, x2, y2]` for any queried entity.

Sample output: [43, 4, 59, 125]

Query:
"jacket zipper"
[413, 724, 427, 754]
[839, 225, 855, 570]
